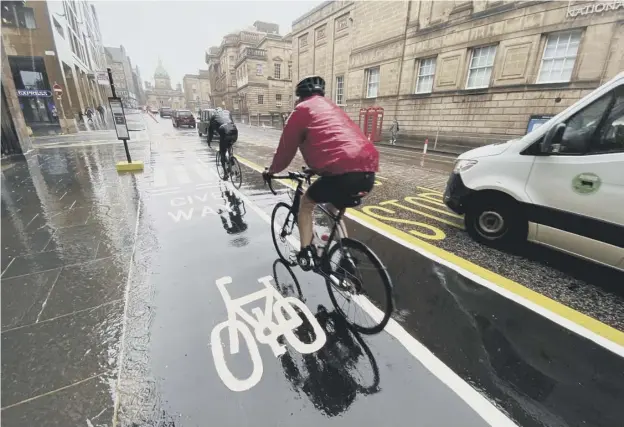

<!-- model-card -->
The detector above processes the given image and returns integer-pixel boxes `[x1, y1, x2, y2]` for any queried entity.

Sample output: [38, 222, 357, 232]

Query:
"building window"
[365, 67, 380, 98]
[466, 45, 497, 89]
[258, 94, 264, 104]
[1, 3, 36, 29]
[415, 57, 436, 94]
[53, 17, 64, 38]
[288, 63, 292, 80]
[537, 31, 581, 84]
[276, 94, 282, 107]
[274, 63, 281, 79]
[335, 75, 344, 105]
[256, 64, 263, 75]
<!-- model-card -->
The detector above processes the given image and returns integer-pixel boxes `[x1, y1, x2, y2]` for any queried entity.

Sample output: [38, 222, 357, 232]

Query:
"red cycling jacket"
[268, 95, 379, 176]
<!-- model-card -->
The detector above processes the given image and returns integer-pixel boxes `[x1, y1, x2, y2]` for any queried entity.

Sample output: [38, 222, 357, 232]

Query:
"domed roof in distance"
[154, 58, 169, 79]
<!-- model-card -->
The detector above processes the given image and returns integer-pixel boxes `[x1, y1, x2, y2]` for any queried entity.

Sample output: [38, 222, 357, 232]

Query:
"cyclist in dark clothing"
[208, 107, 238, 180]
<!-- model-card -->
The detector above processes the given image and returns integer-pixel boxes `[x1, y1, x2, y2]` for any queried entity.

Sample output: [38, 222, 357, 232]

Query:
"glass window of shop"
[9, 56, 59, 127]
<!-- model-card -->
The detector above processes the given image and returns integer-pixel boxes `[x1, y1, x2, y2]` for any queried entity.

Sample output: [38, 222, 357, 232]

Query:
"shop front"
[8, 55, 61, 136]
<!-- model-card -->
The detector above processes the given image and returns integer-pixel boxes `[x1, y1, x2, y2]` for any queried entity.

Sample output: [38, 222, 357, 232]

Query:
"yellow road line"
[235, 154, 624, 348]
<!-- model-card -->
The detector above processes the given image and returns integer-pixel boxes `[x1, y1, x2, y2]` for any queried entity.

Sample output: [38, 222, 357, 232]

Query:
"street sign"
[17, 89, 52, 97]
[526, 115, 554, 133]
[53, 83, 63, 97]
[109, 97, 129, 140]
[96, 71, 110, 85]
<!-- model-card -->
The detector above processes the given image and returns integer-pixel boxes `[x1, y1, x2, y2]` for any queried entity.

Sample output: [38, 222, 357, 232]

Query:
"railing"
[240, 31, 262, 44]
[237, 48, 267, 63]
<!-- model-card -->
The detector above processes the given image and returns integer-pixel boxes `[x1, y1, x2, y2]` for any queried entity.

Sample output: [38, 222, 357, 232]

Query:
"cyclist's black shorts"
[306, 172, 375, 208]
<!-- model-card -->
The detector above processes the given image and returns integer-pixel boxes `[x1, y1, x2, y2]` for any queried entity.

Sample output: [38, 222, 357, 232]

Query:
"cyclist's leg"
[326, 172, 376, 281]
[218, 134, 228, 172]
[296, 176, 343, 269]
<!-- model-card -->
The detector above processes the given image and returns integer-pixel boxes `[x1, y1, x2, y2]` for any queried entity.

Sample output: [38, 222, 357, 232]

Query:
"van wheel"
[464, 197, 527, 248]
[198, 130, 203, 137]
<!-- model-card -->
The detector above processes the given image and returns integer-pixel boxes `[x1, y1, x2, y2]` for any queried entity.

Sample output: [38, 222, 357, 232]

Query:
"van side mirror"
[540, 123, 566, 153]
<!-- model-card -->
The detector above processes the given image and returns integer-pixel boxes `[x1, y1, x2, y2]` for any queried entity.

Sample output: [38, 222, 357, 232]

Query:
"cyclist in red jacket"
[263, 75, 379, 270]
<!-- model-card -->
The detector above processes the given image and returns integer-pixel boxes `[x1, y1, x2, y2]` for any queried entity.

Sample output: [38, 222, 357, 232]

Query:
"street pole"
[107, 67, 132, 163]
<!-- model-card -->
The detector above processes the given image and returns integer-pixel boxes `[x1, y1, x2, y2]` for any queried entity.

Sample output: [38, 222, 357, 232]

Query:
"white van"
[444, 72, 624, 271]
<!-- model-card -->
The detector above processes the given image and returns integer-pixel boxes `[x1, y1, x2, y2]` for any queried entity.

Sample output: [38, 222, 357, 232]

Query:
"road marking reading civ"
[211, 276, 327, 392]
[167, 191, 233, 223]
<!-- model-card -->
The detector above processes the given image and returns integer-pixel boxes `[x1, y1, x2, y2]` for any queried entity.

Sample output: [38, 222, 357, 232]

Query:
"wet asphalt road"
[230, 124, 624, 333]
[1, 113, 624, 427]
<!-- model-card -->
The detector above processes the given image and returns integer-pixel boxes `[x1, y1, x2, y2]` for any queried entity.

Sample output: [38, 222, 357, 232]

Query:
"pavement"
[2, 113, 624, 427]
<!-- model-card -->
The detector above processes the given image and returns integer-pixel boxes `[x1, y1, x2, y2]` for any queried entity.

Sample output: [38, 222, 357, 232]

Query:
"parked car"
[172, 110, 196, 128]
[197, 108, 217, 137]
[150, 107, 159, 114]
[159, 107, 172, 118]
[443, 71, 624, 271]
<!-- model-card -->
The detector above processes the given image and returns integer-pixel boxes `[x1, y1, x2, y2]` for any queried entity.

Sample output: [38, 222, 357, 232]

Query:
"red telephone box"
[358, 106, 385, 142]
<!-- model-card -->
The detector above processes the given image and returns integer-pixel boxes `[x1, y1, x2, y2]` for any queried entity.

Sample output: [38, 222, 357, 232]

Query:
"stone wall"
[291, 0, 624, 148]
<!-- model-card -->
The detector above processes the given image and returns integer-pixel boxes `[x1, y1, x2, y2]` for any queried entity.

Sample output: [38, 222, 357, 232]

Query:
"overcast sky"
[93, 1, 323, 88]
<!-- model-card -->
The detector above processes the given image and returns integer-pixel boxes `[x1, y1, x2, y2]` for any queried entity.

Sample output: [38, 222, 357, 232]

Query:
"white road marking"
[211, 276, 326, 392]
[153, 168, 168, 188]
[196, 157, 517, 426]
[194, 164, 213, 181]
[174, 165, 191, 184]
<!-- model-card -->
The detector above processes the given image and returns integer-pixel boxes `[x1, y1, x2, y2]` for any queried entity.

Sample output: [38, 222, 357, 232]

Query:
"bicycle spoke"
[324, 238, 393, 334]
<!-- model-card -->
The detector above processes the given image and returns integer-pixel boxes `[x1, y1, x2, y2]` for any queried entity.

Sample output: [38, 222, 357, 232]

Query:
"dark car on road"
[197, 108, 216, 137]
[172, 110, 196, 128]
[159, 107, 172, 118]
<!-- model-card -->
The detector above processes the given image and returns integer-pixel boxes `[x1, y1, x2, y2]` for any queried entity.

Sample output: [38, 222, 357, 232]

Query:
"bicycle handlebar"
[263, 166, 315, 195]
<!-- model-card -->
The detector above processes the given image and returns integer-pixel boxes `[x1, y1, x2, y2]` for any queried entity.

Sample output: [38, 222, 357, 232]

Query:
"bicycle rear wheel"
[324, 238, 393, 335]
[229, 157, 242, 189]
[271, 202, 299, 266]
[216, 151, 225, 180]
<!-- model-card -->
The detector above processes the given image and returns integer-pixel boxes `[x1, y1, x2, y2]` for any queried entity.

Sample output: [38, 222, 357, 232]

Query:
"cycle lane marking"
[233, 155, 624, 354]
[211, 275, 327, 392]
[196, 156, 517, 427]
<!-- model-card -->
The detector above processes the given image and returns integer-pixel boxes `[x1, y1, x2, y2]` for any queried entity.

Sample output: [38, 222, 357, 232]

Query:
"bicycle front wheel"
[325, 238, 393, 335]
[271, 202, 299, 267]
[229, 157, 242, 189]
[216, 151, 225, 180]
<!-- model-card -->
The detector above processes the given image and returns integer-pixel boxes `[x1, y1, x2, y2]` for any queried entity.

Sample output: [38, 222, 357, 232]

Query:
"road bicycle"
[215, 143, 242, 189]
[264, 168, 394, 334]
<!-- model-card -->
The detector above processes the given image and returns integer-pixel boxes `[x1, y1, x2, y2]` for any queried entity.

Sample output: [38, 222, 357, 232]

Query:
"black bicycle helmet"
[295, 75, 325, 98]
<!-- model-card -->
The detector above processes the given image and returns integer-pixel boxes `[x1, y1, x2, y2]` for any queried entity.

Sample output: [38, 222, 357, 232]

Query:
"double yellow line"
[235, 155, 624, 349]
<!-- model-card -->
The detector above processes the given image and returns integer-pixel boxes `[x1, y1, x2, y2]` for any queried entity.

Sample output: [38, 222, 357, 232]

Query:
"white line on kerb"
[196, 157, 517, 427]
[111, 198, 142, 427]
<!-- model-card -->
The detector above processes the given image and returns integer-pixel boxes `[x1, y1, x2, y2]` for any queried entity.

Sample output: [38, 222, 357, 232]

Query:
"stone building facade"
[105, 46, 139, 108]
[234, 33, 293, 125]
[291, 0, 624, 149]
[145, 61, 185, 110]
[183, 70, 212, 112]
[206, 21, 282, 120]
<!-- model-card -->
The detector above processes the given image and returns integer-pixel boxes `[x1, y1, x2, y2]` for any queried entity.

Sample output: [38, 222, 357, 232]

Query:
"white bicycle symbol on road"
[211, 275, 327, 392]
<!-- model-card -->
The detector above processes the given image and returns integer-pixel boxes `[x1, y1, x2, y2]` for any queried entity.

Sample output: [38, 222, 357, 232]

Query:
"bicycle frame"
[286, 176, 347, 264]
